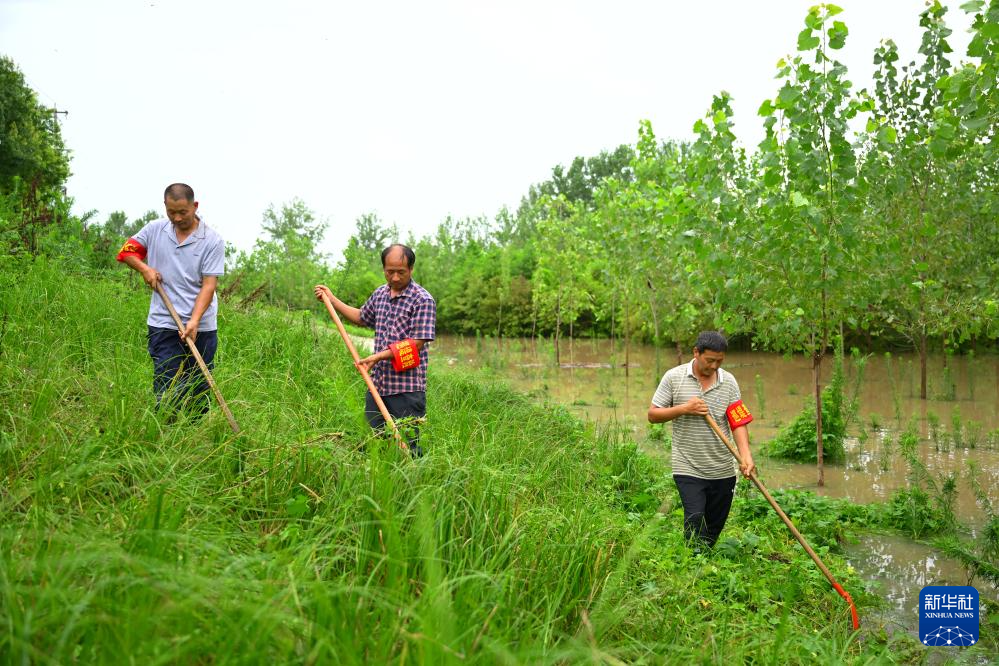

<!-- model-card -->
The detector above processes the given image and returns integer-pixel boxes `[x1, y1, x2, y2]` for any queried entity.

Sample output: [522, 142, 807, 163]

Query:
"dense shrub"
[765, 356, 847, 462]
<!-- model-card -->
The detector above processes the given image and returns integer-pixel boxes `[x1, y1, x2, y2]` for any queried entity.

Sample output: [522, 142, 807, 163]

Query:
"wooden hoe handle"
[318, 292, 409, 454]
[154, 283, 241, 434]
[703, 413, 859, 630]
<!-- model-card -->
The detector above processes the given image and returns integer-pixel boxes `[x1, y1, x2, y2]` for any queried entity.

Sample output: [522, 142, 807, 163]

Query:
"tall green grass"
[0, 258, 969, 664]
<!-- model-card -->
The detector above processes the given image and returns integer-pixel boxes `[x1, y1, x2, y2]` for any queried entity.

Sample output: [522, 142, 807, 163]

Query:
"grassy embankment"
[1, 258, 973, 664]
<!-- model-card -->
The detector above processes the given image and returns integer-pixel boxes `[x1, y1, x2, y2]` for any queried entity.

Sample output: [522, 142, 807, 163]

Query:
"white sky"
[1, 0, 975, 261]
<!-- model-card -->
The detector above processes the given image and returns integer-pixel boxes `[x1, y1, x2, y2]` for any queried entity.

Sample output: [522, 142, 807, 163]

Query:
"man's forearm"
[647, 404, 686, 424]
[122, 255, 148, 274]
[733, 426, 751, 462]
[363, 338, 429, 367]
[189, 277, 218, 325]
[331, 295, 363, 327]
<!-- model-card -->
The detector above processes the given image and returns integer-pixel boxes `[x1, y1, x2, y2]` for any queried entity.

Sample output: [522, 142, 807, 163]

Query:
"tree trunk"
[610, 292, 617, 372]
[648, 285, 661, 378]
[569, 317, 574, 367]
[919, 331, 928, 400]
[624, 296, 630, 378]
[814, 350, 825, 487]
[531, 302, 538, 352]
[497, 299, 503, 345]
[815, 271, 829, 488]
[676, 340, 683, 367]
[555, 291, 561, 366]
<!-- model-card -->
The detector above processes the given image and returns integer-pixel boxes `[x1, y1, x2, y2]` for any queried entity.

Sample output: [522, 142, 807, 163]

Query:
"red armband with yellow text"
[726, 399, 753, 430]
[389, 338, 420, 372]
[116, 238, 147, 262]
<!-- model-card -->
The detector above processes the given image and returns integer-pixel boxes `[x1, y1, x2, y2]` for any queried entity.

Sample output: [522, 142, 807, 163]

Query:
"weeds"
[879, 431, 894, 473]
[755, 373, 766, 419]
[966, 420, 983, 449]
[766, 348, 847, 463]
[927, 411, 943, 451]
[843, 347, 868, 433]
[884, 352, 903, 427]
[967, 462, 999, 564]
[934, 463, 999, 587]
[951, 405, 964, 449]
[882, 421, 959, 539]
[0, 258, 895, 663]
[936, 360, 957, 401]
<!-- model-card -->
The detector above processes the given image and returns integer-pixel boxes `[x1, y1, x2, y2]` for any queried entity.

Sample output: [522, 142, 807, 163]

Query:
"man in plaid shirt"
[315, 244, 436, 456]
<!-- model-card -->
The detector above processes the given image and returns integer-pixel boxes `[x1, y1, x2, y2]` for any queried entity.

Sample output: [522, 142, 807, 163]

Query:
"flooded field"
[433, 335, 999, 507]
[432, 334, 999, 635]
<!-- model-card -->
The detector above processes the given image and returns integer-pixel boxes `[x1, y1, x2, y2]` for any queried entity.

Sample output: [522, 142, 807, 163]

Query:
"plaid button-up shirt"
[360, 281, 436, 396]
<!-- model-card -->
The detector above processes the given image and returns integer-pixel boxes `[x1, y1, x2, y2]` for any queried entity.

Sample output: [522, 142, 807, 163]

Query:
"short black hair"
[164, 183, 195, 202]
[694, 331, 728, 353]
[381, 244, 415, 268]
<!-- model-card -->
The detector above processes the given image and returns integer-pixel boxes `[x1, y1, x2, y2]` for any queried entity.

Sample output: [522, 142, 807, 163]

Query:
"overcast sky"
[1, 0, 975, 261]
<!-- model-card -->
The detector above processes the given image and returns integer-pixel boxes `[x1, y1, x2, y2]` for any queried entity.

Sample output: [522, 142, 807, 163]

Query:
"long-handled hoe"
[318, 292, 410, 455]
[154, 283, 241, 434]
[703, 413, 860, 630]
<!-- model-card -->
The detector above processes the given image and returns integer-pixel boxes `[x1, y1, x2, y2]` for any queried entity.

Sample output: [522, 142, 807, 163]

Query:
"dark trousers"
[365, 391, 426, 457]
[673, 474, 737, 548]
[147, 326, 218, 414]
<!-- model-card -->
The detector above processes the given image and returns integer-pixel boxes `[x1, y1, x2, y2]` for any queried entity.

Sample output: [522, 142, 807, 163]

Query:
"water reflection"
[846, 535, 990, 615]
[846, 534, 996, 644]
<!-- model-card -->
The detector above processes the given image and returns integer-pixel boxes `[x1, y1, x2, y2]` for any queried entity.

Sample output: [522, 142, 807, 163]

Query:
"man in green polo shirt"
[648, 331, 756, 548]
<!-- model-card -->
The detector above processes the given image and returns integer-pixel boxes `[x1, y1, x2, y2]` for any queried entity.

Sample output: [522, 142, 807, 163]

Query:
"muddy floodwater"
[434, 335, 999, 507]
[433, 335, 999, 635]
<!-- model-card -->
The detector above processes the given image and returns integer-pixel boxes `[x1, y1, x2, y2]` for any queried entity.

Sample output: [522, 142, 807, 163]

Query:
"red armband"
[116, 238, 147, 262]
[389, 338, 420, 372]
[726, 399, 753, 430]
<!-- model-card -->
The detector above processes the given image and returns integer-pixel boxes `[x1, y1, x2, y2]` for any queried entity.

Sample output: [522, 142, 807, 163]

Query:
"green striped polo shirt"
[651, 361, 743, 480]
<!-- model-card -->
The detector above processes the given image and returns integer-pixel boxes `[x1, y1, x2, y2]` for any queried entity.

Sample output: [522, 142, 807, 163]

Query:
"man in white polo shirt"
[648, 331, 756, 548]
[116, 183, 225, 413]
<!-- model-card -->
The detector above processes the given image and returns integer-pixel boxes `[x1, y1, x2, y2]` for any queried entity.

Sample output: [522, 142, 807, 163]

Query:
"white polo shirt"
[651, 360, 743, 479]
[133, 217, 225, 331]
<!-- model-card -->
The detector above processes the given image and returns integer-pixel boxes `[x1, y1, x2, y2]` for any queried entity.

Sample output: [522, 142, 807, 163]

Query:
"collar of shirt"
[161, 215, 207, 247]
[685, 359, 729, 390]
[389, 280, 417, 300]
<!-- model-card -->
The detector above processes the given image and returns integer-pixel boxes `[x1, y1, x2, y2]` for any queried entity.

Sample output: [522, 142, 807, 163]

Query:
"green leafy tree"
[621, 122, 702, 373]
[329, 212, 396, 309]
[0, 56, 72, 254]
[84, 210, 158, 270]
[233, 199, 330, 311]
[520, 145, 635, 211]
[751, 5, 870, 484]
[938, 1, 998, 150]
[0, 56, 70, 194]
[681, 93, 757, 348]
[533, 196, 594, 364]
[864, 3, 980, 397]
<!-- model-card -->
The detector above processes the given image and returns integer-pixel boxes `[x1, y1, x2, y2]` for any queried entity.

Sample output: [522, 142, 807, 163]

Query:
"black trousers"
[673, 474, 737, 548]
[147, 326, 218, 414]
[365, 391, 425, 457]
